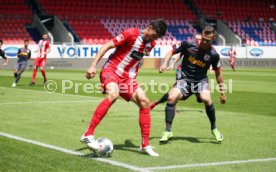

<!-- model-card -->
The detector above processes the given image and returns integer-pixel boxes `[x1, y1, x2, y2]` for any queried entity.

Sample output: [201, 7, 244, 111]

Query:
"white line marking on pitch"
[0, 132, 149, 172]
[0, 100, 98, 105]
[145, 157, 276, 171]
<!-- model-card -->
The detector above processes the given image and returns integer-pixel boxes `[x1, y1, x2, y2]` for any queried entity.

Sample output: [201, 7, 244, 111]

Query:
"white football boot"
[140, 145, 159, 157]
[80, 135, 99, 150]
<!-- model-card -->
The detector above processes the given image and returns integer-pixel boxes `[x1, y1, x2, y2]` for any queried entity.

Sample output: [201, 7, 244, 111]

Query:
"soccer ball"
[96, 138, 113, 157]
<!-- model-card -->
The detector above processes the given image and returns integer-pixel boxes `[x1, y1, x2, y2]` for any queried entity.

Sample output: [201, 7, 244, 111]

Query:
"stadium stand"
[0, 0, 275, 46]
[0, 0, 36, 44]
[193, 0, 276, 46]
[37, 0, 198, 45]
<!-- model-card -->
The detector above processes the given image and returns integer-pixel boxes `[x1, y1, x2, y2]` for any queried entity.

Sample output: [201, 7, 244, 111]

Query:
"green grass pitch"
[0, 68, 276, 172]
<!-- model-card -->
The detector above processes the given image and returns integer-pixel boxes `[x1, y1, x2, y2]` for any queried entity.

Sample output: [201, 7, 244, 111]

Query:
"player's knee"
[201, 97, 212, 106]
[106, 92, 119, 103]
[139, 97, 150, 108]
[167, 94, 178, 104]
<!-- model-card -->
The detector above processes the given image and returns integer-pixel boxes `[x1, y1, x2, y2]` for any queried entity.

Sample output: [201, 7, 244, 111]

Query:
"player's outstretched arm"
[167, 54, 181, 70]
[2, 54, 8, 65]
[160, 49, 173, 73]
[215, 69, 226, 104]
[86, 40, 115, 79]
[3, 58, 8, 65]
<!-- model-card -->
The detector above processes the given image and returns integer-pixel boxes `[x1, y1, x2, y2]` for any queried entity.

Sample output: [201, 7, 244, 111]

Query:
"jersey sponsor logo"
[130, 50, 144, 60]
[4, 47, 19, 57]
[187, 56, 206, 67]
[250, 48, 263, 57]
[20, 52, 29, 56]
[204, 54, 210, 61]
[115, 34, 124, 42]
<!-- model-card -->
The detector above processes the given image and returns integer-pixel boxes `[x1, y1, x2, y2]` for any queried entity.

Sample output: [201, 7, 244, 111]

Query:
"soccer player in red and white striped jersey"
[228, 46, 236, 71]
[30, 33, 51, 85]
[81, 19, 167, 157]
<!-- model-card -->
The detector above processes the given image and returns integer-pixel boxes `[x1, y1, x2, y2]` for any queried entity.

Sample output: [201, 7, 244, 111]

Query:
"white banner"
[214, 46, 276, 58]
[2, 44, 276, 59]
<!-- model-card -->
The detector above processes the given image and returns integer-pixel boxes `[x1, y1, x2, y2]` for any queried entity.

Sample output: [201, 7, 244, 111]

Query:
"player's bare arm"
[215, 68, 226, 104]
[160, 49, 174, 73]
[46, 47, 51, 54]
[3, 58, 8, 65]
[86, 40, 116, 79]
[167, 54, 181, 70]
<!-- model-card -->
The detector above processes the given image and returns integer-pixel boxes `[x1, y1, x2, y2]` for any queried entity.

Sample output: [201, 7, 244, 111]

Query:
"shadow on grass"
[152, 109, 204, 113]
[150, 136, 220, 144]
[76, 139, 147, 157]
[113, 139, 144, 155]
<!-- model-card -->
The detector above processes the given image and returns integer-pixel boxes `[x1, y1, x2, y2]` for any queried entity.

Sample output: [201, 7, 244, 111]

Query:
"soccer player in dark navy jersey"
[0, 40, 8, 67]
[12, 39, 31, 87]
[158, 26, 226, 143]
[150, 34, 203, 109]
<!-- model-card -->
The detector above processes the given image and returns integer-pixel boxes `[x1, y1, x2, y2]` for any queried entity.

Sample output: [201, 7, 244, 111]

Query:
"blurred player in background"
[0, 40, 8, 68]
[158, 26, 226, 143]
[81, 19, 167, 157]
[29, 33, 51, 85]
[228, 46, 236, 71]
[12, 39, 31, 87]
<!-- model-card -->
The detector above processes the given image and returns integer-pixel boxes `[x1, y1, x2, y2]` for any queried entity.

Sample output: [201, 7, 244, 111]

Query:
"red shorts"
[99, 69, 139, 101]
[34, 58, 46, 67]
[229, 58, 235, 65]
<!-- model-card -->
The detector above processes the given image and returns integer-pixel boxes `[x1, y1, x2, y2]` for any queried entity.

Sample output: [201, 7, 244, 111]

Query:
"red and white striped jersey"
[228, 49, 236, 58]
[102, 28, 156, 79]
[37, 39, 50, 58]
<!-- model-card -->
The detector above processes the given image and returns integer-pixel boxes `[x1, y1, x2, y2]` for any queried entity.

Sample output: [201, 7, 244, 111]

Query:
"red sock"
[84, 98, 112, 136]
[41, 69, 47, 81]
[139, 108, 151, 147]
[32, 69, 37, 82]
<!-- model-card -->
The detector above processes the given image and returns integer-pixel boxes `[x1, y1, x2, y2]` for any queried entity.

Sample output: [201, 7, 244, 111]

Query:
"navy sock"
[15, 73, 21, 83]
[205, 104, 216, 130]
[165, 103, 176, 131]
[157, 93, 169, 105]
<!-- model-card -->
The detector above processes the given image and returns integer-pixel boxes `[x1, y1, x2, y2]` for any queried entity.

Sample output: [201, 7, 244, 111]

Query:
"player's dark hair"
[203, 26, 215, 35]
[0, 39, 2, 44]
[150, 19, 167, 37]
[24, 39, 29, 42]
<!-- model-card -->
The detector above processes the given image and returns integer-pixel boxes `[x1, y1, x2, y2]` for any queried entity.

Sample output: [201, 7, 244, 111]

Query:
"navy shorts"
[174, 78, 209, 100]
[15, 61, 28, 72]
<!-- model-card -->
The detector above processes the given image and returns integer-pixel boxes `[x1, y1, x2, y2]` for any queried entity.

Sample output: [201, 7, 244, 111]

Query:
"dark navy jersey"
[0, 49, 6, 59]
[172, 40, 220, 81]
[17, 47, 31, 62]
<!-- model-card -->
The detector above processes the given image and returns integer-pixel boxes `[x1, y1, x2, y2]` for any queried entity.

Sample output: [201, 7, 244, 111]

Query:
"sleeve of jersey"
[172, 41, 188, 55]
[212, 54, 221, 71]
[46, 42, 51, 49]
[29, 51, 31, 59]
[2, 50, 7, 59]
[112, 30, 132, 47]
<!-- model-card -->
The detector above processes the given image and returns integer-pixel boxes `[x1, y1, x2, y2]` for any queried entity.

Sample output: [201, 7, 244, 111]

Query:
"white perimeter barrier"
[2, 44, 276, 59]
